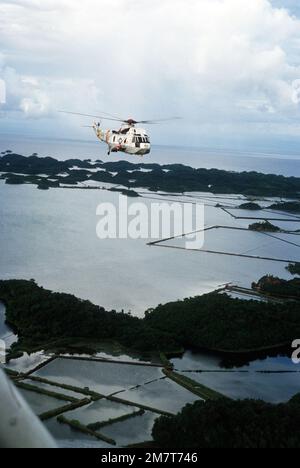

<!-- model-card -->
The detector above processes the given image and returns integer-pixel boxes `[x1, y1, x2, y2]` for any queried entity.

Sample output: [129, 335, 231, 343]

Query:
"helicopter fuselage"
[93, 123, 151, 156]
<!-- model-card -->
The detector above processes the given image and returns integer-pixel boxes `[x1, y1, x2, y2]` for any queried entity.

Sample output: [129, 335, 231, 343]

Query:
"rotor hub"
[125, 119, 137, 126]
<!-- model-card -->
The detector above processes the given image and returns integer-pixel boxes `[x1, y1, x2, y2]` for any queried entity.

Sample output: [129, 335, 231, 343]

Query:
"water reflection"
[171, 350, 300, 403]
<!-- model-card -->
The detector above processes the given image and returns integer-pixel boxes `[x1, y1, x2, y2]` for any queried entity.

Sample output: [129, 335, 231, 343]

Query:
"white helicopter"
[60, 111, 180, 157]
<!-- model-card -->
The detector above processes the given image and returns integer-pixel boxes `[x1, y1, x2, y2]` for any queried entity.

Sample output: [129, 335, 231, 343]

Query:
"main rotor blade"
[136, 117, 182, 124]
[59, 110, 123, 122]
[98, 110, 125, 120]
[59, 111, 182, 125]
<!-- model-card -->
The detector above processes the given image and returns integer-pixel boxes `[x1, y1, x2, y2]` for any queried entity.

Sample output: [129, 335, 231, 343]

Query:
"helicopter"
[59, 111, 180, 157]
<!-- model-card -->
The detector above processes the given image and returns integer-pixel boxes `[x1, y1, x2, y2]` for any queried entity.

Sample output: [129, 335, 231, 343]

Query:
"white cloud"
[0, 0, 300, 145]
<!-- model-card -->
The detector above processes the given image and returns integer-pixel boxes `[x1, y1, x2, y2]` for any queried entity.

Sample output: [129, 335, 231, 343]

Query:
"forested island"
[239, 202, 262, 210]
[287, 263, 300, 275]
[144, 290, 300, 352]
[252, 275, 300, 300]
[239, 201, 300, 213]
[248, 221, 280, 232]
[1, 152, 300, 197]
[268, 201, 300, 213]
[1, 279, 299, 357]
[0, 280, 177, 355]
[152, 395, 300, 448]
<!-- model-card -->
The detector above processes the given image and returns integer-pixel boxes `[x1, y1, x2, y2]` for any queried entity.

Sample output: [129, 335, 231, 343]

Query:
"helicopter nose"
[137, 146, 151, 155]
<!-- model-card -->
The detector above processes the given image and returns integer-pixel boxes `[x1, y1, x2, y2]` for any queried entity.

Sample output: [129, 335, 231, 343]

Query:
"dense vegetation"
[248, 221, 280, 232]
[239, 201, 300, 213]
[252, 275, 300, 299]
[145, 292, 300, 351]
[239, 202, 262, 210]
[152, 396, 300, 448]
[287, 263, 300, 275]
[268, 201, 300, 213]
[1, 279, 299, 355]
[108, 187, 139, 197]
[0, 153, 300, 197]
[0, 280, 177, 353]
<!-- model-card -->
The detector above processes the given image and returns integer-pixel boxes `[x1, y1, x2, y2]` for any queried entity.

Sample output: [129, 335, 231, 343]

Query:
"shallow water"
[23, 378, 86, 399]
[101, 411, 159, 447]
[4, 351, 51, 373]
[171, 352, 300, 403]
[120, 377, 201, 414]
[162, 226, 300, 263]
[64, 399, 139, 425]
[45, 417, 111, 448]
[172, 351, 300, 371]
[34, 358, 164, 395]
[18, 387, 67, 415]
[178, 371, 300, 403]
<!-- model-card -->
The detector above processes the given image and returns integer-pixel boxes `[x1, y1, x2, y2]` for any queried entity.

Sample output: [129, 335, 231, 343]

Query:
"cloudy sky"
[1, 0, 300, 150]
